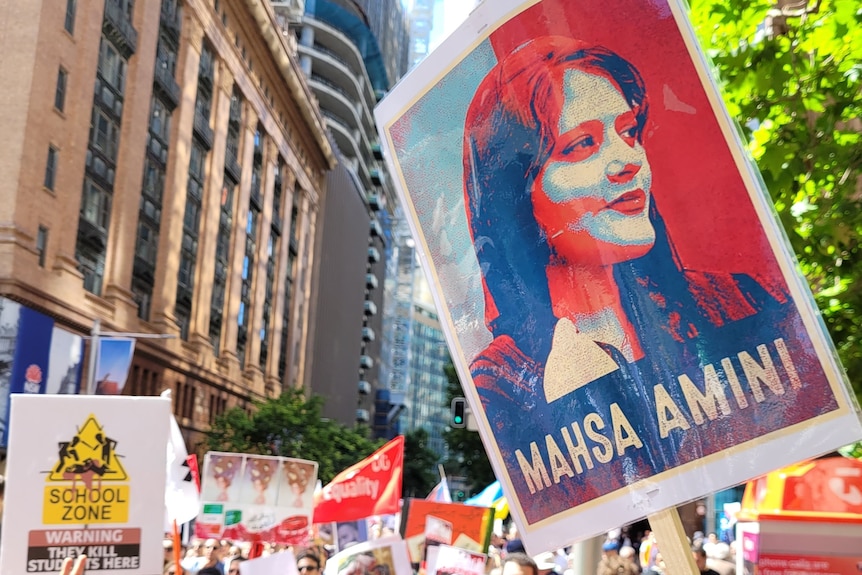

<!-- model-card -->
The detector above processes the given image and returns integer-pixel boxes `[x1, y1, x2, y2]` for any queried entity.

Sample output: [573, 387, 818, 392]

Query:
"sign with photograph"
[427, 545, 487, 575]
[398, 500, 494, 567]
[196, 451, 318, 544]
[0, 395, 170, 574]
[375, 0, 862, 553]
[323, 536, 413, 575]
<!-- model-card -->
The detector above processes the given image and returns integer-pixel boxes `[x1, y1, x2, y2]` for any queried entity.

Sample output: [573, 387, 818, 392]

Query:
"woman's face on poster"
[531, 69, 655, 266]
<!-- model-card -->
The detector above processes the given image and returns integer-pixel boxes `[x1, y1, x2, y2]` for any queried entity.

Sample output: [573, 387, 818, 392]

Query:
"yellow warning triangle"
[47, 414, 128, 482]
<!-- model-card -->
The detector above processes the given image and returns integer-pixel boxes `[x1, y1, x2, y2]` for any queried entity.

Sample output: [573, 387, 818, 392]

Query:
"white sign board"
[239, 549, 299, 575]
[375, 0, 862, 554]
[0, 395, 170, 574]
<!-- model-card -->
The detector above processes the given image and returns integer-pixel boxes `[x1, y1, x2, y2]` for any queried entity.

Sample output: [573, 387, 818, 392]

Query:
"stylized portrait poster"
[374, 0, 862, 552]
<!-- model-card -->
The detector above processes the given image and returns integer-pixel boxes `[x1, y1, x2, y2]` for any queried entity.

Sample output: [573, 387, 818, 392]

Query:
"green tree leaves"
[402, 428, 441, 498]
[203, 388, 382, 483]
[690, 0, 862, 403]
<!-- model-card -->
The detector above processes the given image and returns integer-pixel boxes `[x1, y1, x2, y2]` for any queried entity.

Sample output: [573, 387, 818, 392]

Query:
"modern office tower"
[408, 0, 435, 67]
[273, 0, 408, 429]
[0, 0, 333, 447]
[353, 0, 411, 88]
[404, 293, 450, 459]
[375, 210, 415, 438]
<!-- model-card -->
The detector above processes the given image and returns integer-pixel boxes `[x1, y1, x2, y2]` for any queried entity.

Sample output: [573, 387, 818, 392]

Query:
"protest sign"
[314, 436, 404, 523]
[239, 548, 299, 575]
[323, 536, 413, 575]
[0, 395, 169, 574]
[427, 545, 487, 575]
[375, 0, 862, 554]
[398, 500, 494, 567]
[196, 451, 318, 544]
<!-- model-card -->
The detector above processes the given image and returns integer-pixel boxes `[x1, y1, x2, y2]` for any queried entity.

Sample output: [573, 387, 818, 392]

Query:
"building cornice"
[243, 0, 336, 169]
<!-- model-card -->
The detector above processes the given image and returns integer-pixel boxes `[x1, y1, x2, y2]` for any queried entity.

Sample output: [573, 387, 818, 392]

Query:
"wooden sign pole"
[647, 508, 700, 573]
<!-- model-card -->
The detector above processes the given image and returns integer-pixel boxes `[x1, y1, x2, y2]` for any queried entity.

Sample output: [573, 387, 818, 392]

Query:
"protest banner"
[398, 500, 494, 568]
[0, 395, 170, 574]
[323, 536, 413, 575]
[427, 545, 487, 575]
[314, 435, 404, 524]
[374, 0, 862, 555]
[196, 451, 318, 544]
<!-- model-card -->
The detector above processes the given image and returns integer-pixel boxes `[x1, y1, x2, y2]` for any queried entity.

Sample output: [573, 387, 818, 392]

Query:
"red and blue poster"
[374, 0, 862, 553]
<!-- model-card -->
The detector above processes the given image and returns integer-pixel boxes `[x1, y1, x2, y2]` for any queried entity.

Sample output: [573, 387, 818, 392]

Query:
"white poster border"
[374, 0, 862, 554]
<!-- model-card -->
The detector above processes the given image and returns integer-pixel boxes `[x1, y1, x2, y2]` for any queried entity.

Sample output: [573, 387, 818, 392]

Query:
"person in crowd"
[532, 552, 559, 575]
[693, 544, 720, 575]
[706, 542, 735, 575]
[597, 540, 638, 575]
[502, 553, 539, 575]
[297, 548, 323, 574]
[227, 556, 247, 575]
[164, 562, 186, 575]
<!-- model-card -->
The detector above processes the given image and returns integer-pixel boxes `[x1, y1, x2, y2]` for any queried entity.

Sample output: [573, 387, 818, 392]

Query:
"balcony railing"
[153, 63, 180, 110]
[224, 149, 241, 183]
[103, 0, 138, 59]
[193, 110, 213, 149]
[160, 0, 181, 41]
[310, 73, 354, 102]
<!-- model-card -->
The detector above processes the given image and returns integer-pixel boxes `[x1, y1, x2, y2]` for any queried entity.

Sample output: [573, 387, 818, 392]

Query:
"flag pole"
[172, 520, 182, 570]
[437, 464, 446, 482]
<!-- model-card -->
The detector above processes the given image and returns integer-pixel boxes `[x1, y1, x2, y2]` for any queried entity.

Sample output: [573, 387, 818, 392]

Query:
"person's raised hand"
[59, 555, 86, 575]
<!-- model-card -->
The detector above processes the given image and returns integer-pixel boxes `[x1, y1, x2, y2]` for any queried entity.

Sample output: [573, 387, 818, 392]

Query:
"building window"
[237, 206, 258, 366]
[36, 226, 48, 268]
[81, 178, 112, 231]
[64, 0, 76, 34]
[98, 39, 126, 93]
[89, 108, 120, 162]
[209, 181, 235, 352]
[44, 146, 58, 191]
[278, 188, 301, 381]
[55, 68, 67, 112]
[260, 233, 277, 370]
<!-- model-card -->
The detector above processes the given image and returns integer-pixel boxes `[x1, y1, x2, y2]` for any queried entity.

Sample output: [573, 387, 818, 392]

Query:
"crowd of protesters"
[54, 522, 737, 575]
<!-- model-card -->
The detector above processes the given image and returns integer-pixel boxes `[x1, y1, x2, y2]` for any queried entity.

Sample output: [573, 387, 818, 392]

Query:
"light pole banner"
[94, 338, 136, 395]
[374, 0, 862, 553]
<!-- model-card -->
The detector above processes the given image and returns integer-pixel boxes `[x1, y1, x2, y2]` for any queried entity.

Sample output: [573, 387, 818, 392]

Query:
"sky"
[429, 0, 477, 51]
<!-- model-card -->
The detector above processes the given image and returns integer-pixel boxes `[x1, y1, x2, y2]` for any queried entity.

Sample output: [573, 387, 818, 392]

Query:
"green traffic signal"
[451, 397, 467, 428]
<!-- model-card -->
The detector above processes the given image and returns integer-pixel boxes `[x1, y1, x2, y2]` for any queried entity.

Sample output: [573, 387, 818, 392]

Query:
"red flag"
[313, 435, 404, 523]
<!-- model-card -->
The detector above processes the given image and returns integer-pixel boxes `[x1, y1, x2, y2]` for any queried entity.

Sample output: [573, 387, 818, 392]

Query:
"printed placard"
[428, 545, 487, 575]
[399, 500, 493, 567]
[323, 536, 413, 575]
[196, 451, 318, 544]
[0, 395, 169, 574]
[375, 0, 862, 553]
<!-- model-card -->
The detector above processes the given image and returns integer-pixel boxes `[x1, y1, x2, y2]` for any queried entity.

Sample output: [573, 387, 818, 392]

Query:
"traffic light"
[451, 397, 467, 428]
[455, 490, 466, 501]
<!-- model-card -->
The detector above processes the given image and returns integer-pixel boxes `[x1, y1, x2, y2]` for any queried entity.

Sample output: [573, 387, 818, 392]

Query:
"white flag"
[163, 390, 200, 526]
